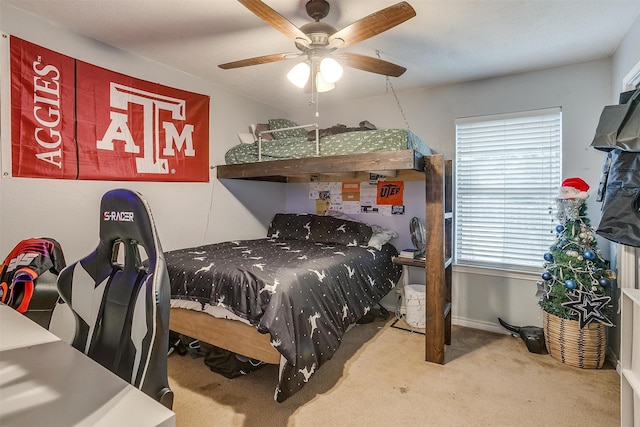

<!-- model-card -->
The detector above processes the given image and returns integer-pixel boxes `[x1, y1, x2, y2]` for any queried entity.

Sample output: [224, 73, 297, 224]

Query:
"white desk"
[0, 304, 175, 427]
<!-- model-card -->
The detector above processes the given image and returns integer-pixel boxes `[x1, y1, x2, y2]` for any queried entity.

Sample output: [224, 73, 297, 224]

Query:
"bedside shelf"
[392, 256, 426, 268]
[392, 256, 453, 270]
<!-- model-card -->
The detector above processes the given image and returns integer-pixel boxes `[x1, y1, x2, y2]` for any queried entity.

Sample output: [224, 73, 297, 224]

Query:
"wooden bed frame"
[169, 150, 453, 365]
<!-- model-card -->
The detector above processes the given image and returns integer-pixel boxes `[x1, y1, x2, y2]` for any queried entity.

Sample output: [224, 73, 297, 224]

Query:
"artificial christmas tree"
[537, 177, 616, 368]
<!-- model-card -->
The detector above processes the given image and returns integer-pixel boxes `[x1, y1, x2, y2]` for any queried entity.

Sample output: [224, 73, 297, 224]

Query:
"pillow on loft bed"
[237, 132, 255, 144]
[254, 123, 274, 141]
[306, 121, 377, 141]
[268, 118, 308, 139]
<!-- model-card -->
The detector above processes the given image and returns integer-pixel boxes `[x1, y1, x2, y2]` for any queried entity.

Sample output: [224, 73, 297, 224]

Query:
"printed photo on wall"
[392, 206, 405, 215]
[377, 181, 404, 205]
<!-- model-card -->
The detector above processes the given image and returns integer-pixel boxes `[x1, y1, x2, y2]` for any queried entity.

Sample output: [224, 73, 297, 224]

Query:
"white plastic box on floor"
[404, 284, 426, 328]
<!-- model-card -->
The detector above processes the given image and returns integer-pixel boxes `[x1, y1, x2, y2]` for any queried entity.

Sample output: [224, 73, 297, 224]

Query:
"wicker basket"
[542, 310, 607, 369]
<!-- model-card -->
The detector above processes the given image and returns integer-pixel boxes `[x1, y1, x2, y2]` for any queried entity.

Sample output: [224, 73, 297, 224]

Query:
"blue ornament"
[583, 251, 596, 260]
[541, 271, 552, 281]
[599, 278, 611, 287]
[556, 225, 565, 233]
[543, 253, 554, 262]
[564, 279, 577, 289]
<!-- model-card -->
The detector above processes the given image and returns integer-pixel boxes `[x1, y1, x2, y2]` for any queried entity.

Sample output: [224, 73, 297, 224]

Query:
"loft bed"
[168, 125, 453, 400]
[171, 158, 452, 351]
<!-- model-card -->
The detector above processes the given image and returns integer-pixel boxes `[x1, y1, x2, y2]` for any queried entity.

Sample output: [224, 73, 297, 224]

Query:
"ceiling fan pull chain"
[376, 50, 410, 131]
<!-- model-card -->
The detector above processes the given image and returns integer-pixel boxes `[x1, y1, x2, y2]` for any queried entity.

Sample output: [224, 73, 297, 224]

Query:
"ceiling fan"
[219, 0, 416, 88]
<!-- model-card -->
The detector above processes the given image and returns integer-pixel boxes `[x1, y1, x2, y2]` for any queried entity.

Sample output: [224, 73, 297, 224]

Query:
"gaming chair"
[49, 189, 173, 409]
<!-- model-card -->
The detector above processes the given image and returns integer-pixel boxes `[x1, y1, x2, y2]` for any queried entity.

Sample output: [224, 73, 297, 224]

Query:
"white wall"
[613, 14, 640, 94]
[0, 5, 287, 263]
[288, 58, 614, 332]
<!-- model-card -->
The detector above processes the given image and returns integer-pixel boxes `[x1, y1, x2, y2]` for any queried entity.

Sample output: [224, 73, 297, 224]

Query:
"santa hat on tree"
[558, 177, 590, 200]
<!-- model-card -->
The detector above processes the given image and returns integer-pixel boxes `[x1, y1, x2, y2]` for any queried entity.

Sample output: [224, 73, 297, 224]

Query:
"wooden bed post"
[424, 154, 453, 364]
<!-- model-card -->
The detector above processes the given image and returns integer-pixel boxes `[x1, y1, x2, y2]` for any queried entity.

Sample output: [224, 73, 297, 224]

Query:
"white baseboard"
[452, 316, 510, 335]
[381, 300, 512, 335]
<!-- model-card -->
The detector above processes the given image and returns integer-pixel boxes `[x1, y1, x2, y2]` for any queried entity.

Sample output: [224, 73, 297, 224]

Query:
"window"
[455, 108, 562, 270]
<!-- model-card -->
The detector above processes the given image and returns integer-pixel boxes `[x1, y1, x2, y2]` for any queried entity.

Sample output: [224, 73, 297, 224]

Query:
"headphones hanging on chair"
[1, 267, 37, 313]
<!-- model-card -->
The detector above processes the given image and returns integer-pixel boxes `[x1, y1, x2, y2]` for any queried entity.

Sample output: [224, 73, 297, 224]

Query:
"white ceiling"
[4, 0, 640, 112]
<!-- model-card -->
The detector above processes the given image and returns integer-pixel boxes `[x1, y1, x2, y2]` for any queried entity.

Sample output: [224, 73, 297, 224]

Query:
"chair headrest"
[99, 189, 162, 257]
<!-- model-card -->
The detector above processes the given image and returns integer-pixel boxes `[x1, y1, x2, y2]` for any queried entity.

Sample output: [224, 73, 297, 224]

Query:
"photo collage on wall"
[309, 175, 405, 215]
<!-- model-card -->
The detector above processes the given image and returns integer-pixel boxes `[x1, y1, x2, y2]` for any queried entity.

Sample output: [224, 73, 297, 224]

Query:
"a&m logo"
[97, 83, 195, 175]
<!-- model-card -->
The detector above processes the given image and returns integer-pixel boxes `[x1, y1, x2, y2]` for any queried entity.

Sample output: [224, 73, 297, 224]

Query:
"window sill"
[453, 263, 539, 281]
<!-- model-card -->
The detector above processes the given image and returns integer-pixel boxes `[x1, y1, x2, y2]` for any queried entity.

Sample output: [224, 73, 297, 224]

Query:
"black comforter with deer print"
[165, 214, 401, 402]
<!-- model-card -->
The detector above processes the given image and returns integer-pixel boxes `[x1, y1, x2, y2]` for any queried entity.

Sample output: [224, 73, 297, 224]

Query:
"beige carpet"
[167, 318, 620, 426]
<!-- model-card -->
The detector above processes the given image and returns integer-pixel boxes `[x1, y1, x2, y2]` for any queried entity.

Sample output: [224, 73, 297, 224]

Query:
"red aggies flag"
[10, 36, 210, 182]
[10, 37, 76, 179]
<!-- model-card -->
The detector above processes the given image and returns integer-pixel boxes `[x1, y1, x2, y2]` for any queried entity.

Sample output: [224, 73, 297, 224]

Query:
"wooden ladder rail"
[424, 154, 453, 364]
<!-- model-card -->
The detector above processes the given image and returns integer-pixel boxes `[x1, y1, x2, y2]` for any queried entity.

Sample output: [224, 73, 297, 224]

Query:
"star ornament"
[535, 280, 547, 298]
[562, 291, 614, 329]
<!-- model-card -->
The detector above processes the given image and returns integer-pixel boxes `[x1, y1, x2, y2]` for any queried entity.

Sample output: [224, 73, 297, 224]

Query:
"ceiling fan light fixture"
[287, 61, 311, 88]
[315, 72, 335, 92]
[319, 57, 343, 83]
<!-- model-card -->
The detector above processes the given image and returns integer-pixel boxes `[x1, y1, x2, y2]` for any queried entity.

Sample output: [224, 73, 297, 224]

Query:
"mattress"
[225, 128, 431, 164]
[165, 236, 401, 401]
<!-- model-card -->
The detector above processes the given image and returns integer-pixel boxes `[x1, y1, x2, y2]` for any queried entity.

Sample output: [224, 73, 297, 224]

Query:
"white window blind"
[455, 108, 562, 270]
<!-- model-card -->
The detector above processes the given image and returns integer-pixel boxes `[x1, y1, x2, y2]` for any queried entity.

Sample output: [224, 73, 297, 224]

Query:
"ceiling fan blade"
[339, 53, 407, 77]
[239, 0, 311, 45]
[219, 53, 296, 69]
[328, 1, 416, 49]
